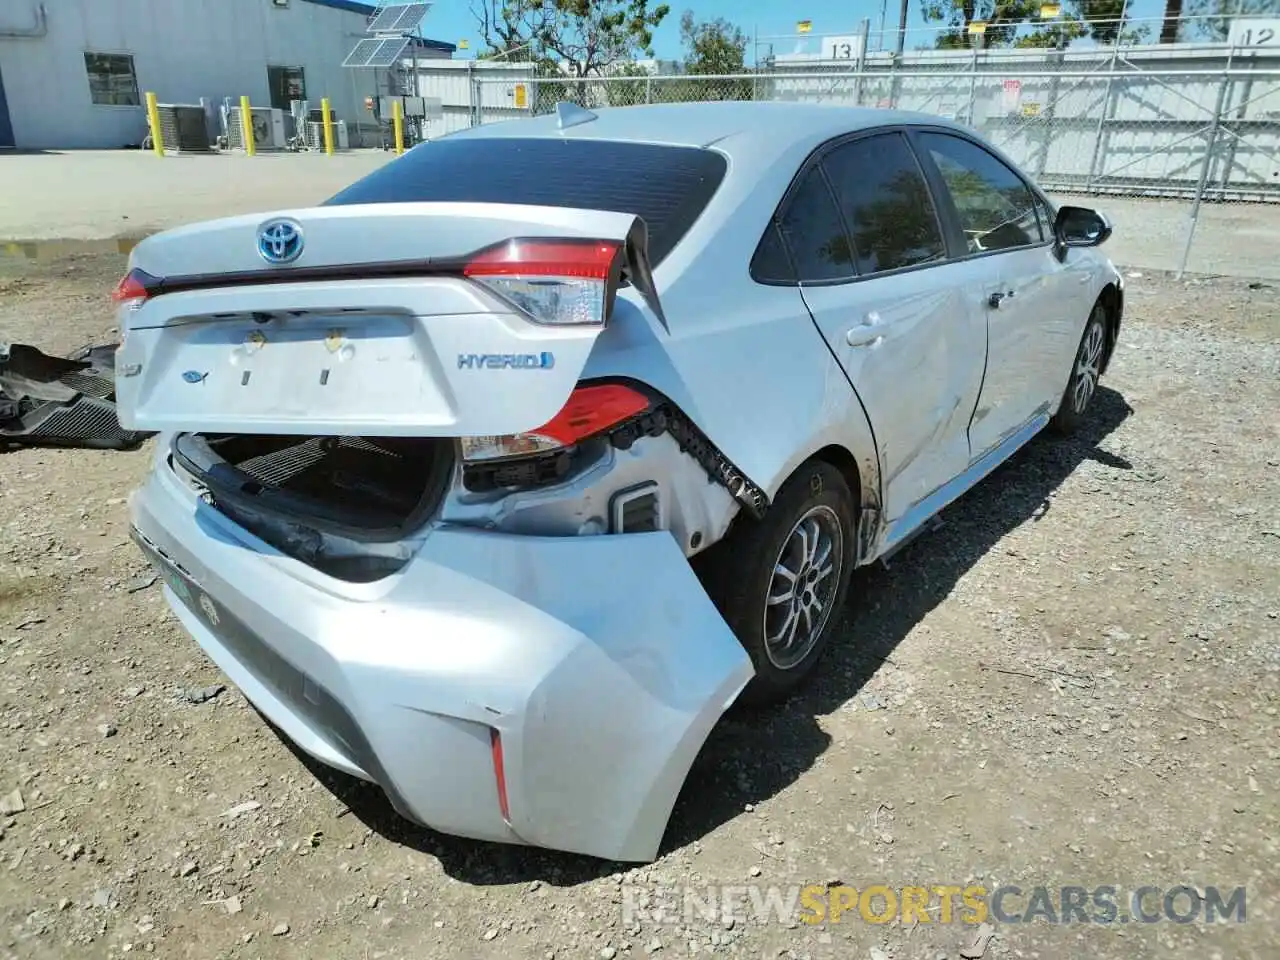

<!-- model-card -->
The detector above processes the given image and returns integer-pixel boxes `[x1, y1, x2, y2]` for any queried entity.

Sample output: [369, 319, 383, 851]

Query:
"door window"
[918, 132, 1044, 254]
[821, 132, 948, 276]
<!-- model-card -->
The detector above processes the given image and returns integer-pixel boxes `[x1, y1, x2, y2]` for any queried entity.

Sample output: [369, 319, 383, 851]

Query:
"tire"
[701, 460, 857, 705]
[1050, 301, 1108, 435]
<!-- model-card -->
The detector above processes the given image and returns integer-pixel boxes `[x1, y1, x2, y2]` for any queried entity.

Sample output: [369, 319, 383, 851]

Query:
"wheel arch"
[777, 439, 882, 565]
[811, 443, 863, 507]
[1098, 281, 1123, 375]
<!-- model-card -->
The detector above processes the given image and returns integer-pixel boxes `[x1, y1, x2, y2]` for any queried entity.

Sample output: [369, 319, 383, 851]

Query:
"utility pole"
[895, 0, 909, 57]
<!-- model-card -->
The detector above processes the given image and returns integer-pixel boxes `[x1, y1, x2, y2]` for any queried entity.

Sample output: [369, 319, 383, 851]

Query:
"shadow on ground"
[289, 387, 1133, 887]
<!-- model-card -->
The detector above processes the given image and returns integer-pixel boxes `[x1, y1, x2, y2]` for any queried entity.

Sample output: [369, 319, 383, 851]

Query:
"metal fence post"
[467, 62, 477, 128]
[966, 46, 980, 126]
[1034, 49, 1064, 180]
[855, 18, 869, 107]
[752, 25, 758, 101]
[1084, 36, 1124, 191]
[1215, 51, 1251, 200]
[1177, 69, 1233, 279]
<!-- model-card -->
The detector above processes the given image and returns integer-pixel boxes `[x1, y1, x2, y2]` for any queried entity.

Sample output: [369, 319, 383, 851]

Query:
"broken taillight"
[462, 238, 623, 327]
[111, 268, 161, 305]
[461, 382, 650, 463]
[490, 727, 511, 825]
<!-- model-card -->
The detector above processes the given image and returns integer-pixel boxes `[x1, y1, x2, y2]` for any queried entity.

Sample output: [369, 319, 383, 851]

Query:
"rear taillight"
[463, 238, 622, 327]
[111, 268, 160, 306]
[461, 382, 650, 463]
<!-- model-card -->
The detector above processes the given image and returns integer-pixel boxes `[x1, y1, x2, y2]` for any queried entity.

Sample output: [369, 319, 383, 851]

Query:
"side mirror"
[1053, 205, 1112, 258]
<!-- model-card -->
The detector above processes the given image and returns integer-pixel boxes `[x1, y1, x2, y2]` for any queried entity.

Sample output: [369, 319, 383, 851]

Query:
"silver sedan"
[114, 101, 1122, 861]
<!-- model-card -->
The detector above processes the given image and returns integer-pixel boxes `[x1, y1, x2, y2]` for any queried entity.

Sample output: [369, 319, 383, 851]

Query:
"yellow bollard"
[145, 92, 165, 156]
[391, 99, 405, 155]
[321, 97, 335, 156]
[239, 95, 256, 156]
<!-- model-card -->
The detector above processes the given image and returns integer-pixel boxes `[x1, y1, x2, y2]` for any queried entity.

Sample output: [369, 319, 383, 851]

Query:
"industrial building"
[0, 0, 454, 150]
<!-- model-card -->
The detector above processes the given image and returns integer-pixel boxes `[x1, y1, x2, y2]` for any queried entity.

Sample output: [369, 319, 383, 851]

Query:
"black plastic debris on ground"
[0, 341, 153, 450]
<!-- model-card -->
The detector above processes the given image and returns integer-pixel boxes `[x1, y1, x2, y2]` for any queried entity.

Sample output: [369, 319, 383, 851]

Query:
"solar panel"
[341, 38, 383, 67]
[367, 4, 410, 32]
[366, 36, 411, 68]
[390, 2, 431, 32]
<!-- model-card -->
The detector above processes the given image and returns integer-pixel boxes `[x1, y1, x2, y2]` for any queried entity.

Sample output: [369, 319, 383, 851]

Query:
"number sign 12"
[1228, 19, 1280, 49]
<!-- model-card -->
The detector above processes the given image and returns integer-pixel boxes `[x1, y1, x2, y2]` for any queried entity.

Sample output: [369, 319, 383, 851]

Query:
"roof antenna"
[555, 101, 598, 131]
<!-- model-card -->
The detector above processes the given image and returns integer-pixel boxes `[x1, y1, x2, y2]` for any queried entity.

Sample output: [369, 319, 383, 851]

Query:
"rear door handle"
[845, 324, 887, 347]
[987, 290, 1016, 309]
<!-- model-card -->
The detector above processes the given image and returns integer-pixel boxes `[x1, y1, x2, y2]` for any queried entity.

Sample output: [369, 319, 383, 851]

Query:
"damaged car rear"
[117, 125, 766, 863]
[116, 102, 1121, 861]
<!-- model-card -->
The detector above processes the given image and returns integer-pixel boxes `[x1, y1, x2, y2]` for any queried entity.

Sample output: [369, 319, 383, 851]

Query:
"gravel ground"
[0, 253, 1277, 960]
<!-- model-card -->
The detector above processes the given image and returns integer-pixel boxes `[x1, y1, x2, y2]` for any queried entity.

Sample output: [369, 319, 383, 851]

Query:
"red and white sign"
[1002, 78, 1023, 114]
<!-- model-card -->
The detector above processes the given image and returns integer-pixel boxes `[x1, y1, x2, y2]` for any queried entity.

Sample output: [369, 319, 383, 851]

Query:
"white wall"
[413, 60, 535, 139]
[0, 0, 447, 149]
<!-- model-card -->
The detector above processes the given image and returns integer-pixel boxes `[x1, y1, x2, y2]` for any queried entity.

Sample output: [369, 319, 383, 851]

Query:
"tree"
[470, 0, 670, 78]
[1184, 0, 1275, 42]
[923, 0, 1147, 48]
[921, 0, 1042, 48]
[1013, 17, 1087, 47]
[679, 10, 749, 74]
[1070, 0, 1147, 44]
[1013, 1, 1148, 47]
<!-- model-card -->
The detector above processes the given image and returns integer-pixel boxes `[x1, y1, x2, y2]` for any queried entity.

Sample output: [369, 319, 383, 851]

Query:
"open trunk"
[115, 201, 664, 577]
[171, 432, 454, 580]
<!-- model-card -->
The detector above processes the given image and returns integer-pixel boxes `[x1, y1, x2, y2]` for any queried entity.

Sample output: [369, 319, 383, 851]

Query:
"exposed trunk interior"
[170, 433, 454, 579]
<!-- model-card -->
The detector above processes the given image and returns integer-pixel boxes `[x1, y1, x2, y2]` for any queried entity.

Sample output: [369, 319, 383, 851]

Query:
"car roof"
[451, 101, 970, 159]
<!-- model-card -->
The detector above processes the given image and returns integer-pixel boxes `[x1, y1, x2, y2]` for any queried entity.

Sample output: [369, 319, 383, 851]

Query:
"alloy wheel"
[1072, 318, 1105, 414]
[763, 505, 844, 670]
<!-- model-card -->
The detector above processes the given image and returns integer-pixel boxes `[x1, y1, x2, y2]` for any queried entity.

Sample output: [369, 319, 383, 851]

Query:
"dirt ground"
[0, 253, 1277, 960]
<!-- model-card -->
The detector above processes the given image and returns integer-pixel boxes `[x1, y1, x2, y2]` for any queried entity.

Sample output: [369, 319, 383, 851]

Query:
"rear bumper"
[130, 459, 752, 862]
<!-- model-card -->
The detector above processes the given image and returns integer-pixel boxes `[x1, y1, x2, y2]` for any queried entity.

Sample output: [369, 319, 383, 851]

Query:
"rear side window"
[750, 221, 795, 283]
[325, 137, 728, 265]
[754, 167, 854, 284]
[821, 132, 947, 275]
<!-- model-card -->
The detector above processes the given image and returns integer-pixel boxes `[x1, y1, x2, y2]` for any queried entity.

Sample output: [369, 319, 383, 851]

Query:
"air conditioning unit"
[155, 103, 213, 153]
[306, 120, 349, 150]
[226, 107, 287, 150]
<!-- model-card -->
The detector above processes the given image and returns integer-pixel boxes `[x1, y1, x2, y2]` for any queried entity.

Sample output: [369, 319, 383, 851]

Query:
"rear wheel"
[1050, 302, 1107, 435]
[701, 461, 856, 705]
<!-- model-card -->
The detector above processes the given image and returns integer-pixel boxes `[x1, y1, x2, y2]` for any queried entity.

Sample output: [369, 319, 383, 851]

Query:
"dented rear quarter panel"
[583, 124, 885, 520]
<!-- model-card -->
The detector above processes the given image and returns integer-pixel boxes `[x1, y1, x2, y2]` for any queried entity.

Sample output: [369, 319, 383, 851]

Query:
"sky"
[417, 0, 1172, 62]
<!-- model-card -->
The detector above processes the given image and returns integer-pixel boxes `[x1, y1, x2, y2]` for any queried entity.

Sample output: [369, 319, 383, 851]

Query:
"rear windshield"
[325, 137, 728, 264]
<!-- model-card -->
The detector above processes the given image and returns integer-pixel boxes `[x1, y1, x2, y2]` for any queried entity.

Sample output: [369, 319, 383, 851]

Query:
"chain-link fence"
[465, 47, 1280, 281]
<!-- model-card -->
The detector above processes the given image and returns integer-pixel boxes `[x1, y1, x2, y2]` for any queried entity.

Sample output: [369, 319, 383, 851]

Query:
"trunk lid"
[114, 202, 661, 437]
